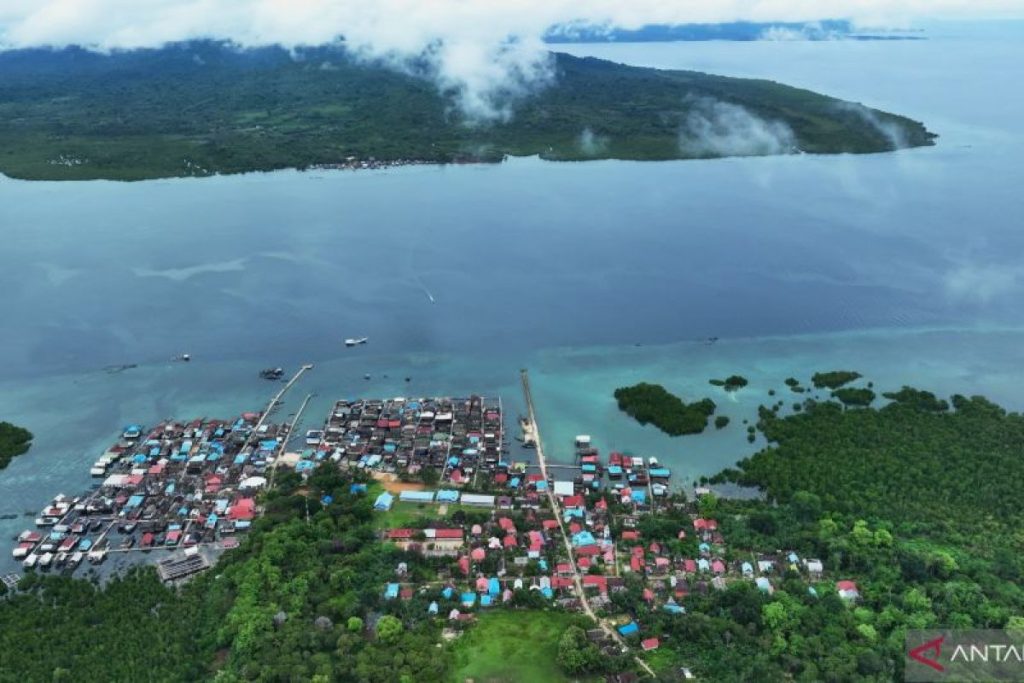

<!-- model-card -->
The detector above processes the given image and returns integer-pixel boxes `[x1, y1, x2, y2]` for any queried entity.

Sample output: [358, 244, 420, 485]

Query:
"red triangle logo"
[909, 635, 945, 672]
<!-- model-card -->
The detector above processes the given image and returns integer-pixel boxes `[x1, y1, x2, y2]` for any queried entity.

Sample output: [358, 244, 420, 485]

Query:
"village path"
[520, 370, 658, 680]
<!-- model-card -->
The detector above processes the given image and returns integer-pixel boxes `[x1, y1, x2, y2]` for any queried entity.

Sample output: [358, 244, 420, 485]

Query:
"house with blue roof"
[461, 592, 476, 607]
[572, 531, 597, 547]
[488, 578, 500, 595]
[618, 622, 639, 637]
[631, 490, 647, 505]
[374, 492, 394, 510]
[385, 583, 399, 599]
[350, 483, 368, 495]
[436, 489, 459, 503]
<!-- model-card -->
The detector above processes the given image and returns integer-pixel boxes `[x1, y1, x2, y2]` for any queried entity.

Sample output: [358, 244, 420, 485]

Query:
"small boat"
[345, 337, 369, 347]
[180, 353, 191, 362]
[23, 553, 38, 569]
[38, 552, 54, 569]
[120, 537, 135, 550]
[259, 367, 285, 380]
[649, 457, 659, 467]
[68, 551, 83, 569]
[122, 425, 143, 440]
[305, 430, 324, 446]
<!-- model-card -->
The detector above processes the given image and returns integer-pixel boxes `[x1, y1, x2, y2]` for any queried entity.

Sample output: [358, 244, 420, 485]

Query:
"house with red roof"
[228, 498, 257, 521]
[641, 638, 660, 652]
[836, 580, 860, 601]
[693, 518, 718, 532]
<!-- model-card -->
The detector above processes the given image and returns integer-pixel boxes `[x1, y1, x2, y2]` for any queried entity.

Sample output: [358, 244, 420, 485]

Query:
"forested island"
[0, 41, 935, 181]
[710, 375, 749, 392]
[614, 382, 717, 435]
[811, 370, 862, 389]
[0, 421, 33, 470]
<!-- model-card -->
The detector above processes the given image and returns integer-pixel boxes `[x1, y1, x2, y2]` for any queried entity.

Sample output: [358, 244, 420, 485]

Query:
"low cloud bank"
[679, 97, 796, 157]
[0, 1, 1019, 120]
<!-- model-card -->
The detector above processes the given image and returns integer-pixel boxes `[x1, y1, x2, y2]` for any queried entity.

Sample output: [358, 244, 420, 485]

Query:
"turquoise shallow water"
[1, 25, 1023, 572]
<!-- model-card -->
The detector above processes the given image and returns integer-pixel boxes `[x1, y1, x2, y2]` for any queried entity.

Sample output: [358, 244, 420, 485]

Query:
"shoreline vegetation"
[3, 377, 1024, 680]
[0, 421, 33, 470]
[710, 375, 749, 392]
[614, 382, 717, 436]
[0, 41, 936, 181]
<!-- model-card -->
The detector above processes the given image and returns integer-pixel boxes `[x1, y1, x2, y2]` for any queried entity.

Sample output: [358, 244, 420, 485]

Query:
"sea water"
[1, 23, 1022, 571]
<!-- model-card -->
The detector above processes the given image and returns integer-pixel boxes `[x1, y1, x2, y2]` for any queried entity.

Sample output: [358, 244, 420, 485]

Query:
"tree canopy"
[0, 420, 33, 470]
[614, 383, 717, 436]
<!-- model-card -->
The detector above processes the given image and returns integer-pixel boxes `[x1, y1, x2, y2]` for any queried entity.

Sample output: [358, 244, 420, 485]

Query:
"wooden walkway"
[520, 369, 656, 679]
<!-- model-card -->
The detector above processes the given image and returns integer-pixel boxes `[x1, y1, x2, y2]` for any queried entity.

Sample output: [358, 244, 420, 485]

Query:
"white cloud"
[679, 97, 796, 157]
[945, 264, 1023, 303]
[0, 1, 1020, 120]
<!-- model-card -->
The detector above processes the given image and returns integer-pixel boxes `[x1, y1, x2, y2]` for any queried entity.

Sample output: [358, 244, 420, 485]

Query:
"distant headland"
[0, 41, 935, 181]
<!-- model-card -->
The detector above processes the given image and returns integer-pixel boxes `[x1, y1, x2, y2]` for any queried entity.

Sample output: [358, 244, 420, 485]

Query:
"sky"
[1, 1, 1021, 119]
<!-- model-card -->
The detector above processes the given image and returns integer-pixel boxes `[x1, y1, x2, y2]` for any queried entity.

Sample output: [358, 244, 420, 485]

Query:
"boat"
[345, 337, 369, 347]
[22, 553, 38, 569]
[68, 551, 84, 569]
[259, 367, 285, 380]
[122, 424, 143, 440]
[12, 543, 33, 559]
[87, 547, 107, 564]
[38, 552, 54, 569]
[120, 536, 135, 550]
[305, 430, 324, 446]
[649, 457, 659, 467]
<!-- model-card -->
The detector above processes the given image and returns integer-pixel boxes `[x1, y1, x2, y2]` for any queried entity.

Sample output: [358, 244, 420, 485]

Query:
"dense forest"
[0, 421, 33, 470]
[675, 386, 1024, 680]
[0, 467, 452, 682]
[0, 41, 935, 180]
[614, 383, 717, 435]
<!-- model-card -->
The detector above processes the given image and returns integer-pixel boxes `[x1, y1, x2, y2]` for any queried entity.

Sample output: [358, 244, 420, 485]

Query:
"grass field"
[448, 611, 598, 683]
